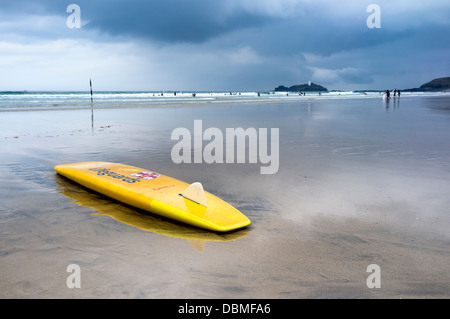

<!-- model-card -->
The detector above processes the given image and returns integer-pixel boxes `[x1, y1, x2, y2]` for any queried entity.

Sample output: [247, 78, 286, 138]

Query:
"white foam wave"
[1, 90, 449, 111]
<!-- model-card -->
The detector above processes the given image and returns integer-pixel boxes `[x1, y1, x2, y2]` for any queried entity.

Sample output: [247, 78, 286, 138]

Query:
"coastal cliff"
[404, 77, 450, 92]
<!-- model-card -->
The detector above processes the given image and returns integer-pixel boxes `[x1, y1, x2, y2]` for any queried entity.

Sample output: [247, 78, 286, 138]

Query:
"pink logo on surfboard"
[130, 171, 161, 180]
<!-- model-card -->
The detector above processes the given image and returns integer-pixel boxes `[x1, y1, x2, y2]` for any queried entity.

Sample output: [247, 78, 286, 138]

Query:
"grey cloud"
[338, 68, 374, 84]
[2, 0, 449, 91]
[78, 0, 275, 43]
[2, 0, 274, 43]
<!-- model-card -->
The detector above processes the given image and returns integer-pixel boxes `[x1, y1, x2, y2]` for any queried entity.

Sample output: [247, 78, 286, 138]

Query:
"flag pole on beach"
[90, 78, 94, 131]
[90, 78, 93, 103]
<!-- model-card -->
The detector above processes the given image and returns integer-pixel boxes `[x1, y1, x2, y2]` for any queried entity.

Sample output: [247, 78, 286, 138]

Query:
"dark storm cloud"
[80, 0, 410, 53]
[3, 0, 274, 43]
[83, 0, 274, 43]
[2, 0, 449, 91]
[6, 0, 447, 54]
[5, 0, 394, 52]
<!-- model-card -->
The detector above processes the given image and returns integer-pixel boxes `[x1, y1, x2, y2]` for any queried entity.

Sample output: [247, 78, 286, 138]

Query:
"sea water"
[2, 90, 441, 111]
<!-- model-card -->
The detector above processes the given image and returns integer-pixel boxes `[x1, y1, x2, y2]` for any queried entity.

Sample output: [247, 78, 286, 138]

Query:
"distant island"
[274, 82, 328, 92]
[404, 77, 450, 92]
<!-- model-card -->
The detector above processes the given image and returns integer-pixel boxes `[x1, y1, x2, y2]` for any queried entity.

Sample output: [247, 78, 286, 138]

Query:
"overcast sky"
[1, 0, 449, 91]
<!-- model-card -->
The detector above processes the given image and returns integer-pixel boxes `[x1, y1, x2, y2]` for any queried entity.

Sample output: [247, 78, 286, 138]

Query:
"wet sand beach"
[1, 95, 449, 298]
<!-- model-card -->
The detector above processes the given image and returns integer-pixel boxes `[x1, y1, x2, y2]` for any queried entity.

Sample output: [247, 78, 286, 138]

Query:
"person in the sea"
[397, 90, 401, 97]
[385, 89, 390, 98]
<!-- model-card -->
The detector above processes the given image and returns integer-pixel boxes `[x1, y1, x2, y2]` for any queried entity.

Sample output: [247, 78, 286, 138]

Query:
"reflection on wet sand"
[55, 175, 250, 252]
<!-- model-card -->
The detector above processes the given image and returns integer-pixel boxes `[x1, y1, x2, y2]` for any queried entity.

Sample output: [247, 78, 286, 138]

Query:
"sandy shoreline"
[1, 193, 448, 298]
[1, 98, 449, 298]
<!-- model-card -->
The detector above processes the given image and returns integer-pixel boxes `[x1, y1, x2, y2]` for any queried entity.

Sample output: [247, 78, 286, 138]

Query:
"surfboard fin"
[179, 182, 208, 207]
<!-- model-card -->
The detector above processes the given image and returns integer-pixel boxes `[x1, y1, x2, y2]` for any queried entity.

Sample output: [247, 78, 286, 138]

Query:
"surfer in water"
[385, 89, 390, 99]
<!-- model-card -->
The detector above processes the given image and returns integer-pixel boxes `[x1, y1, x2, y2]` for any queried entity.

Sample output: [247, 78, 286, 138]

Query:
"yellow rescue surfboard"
[54, 162, 251, 232]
